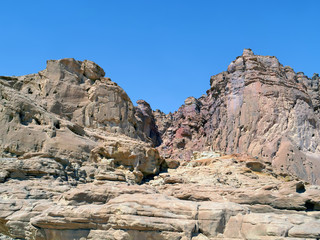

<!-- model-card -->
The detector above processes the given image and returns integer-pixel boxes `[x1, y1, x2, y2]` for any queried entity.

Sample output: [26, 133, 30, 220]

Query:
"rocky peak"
[157, 49, 320, 185]
[183, 96, 201, 115]
[312, 73, 319, 80]
[242, 48, 254, 56]
[227, 49, 283, 75]
[40, 58, 105, 84]
[81, 60, 106, 80]
[0, 58, 163, 177]
[136, 100, 153, 116]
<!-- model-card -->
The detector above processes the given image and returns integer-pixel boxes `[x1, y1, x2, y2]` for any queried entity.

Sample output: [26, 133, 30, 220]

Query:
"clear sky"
[0, 1, 319, 113]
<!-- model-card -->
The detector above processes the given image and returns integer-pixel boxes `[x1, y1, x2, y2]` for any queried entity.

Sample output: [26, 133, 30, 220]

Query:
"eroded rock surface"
[0, 58, 162, 182]
[0, 58, 165, 239]
[1, 53, 320, 240]
[1, 153, 320, 240]
[157, 49, 320, 185]
[135, 100, 161, 147]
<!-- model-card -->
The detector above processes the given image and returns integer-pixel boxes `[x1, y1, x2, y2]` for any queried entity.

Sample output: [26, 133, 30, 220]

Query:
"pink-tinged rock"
[155, 49, 320, 185]
[175, 127, 192, 139]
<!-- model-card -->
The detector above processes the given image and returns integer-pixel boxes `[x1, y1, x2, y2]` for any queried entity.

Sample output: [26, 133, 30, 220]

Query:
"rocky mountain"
[0, 50, 320, 240]
[0, 58, 162, 180]
[157, 49, 320, 185]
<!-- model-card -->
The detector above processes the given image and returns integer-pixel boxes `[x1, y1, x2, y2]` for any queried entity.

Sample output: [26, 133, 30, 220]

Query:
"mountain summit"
[157, 48, 320, 184]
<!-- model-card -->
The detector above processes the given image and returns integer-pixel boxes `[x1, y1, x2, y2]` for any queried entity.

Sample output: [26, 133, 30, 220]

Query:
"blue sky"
[0, 1, 319, 113]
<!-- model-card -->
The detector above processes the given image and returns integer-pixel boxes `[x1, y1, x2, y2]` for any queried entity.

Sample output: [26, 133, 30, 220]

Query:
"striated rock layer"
[1, 153, 320, 239]
[157, 49, 320, 185]
[0, 51, 320, 240]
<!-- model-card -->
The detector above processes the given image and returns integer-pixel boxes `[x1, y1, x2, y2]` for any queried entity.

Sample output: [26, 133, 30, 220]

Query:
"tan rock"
[163, 158, 180, 169]
[90, 136, 162, 178]
[81, 60, 105, 80]
[1, 54, 320, 240]
[1, 154, 320, 239]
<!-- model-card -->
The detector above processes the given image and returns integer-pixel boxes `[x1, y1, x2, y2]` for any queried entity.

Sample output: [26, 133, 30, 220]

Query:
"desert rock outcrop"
[1, 52, 320, 240]
[0, 58, 163, 185]
[157, 49, 320, 185]
[1, 153, 320, 239]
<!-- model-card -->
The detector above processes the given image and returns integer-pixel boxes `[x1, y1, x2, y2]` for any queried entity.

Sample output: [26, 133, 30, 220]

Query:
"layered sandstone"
[1, 153, 320, 239]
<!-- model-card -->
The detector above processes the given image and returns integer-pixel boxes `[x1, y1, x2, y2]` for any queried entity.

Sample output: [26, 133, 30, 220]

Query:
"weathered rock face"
[0, 58, 163, 148]
[0, 58, 163, 184]
[1, 53, 320, 240]
[135, 100, 161, 147]
[12, 58, 139, 138]
[157, 49, 320, 185]
[1, 153, 320, 240]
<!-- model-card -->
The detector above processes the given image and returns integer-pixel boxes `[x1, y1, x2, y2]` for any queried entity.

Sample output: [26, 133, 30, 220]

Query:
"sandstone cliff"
[157, 49, 320, 185]
[0, 58, 162, 184]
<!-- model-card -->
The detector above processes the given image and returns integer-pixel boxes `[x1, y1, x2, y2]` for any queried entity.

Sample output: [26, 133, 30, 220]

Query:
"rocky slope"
[157, 49, 320, 185]
[1, 152, 320, 240]
[0, 58, 162, 183]
[0, 51, 320, 240]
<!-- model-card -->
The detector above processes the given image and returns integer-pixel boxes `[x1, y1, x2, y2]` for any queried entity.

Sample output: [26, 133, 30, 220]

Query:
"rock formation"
[135, 100, 161, 147]
[0, 58, 162, 184]
[0, 51, 320, 240]
[1, 152, 320, 239]
[157, 49, 320, 185]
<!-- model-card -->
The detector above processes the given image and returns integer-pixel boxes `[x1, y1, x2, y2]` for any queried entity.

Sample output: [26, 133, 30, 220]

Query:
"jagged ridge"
[156, 49, 320, 185]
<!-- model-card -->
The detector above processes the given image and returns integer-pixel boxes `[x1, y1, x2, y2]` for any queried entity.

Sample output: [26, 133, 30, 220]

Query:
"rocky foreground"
[0, 50, 320, 239]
